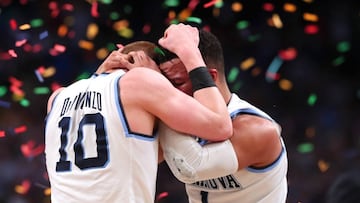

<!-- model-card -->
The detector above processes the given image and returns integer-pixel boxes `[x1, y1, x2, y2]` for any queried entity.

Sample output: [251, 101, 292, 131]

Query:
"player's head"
[159, 29, 226, 96]
[121, 41, 160, 63]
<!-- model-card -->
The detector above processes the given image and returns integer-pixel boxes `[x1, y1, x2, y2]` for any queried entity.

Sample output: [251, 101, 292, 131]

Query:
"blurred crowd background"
[0, 0, 359, 202]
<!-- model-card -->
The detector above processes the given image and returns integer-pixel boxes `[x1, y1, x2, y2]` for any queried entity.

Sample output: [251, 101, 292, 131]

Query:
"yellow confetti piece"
[96, 48, 109, 60]
[44, 188, 51, 196]
[87, 23, 99, 40]
[272, 14, 283, 28]
[283, 3, 297, 13]
[19, 24, 31, 30]
[42, 66, 56, 78]
[240, 57, 256, 70]
[303, 12, 318, 22]
[231, 2, 243, 12]
[58, 24, 68, 37]
[168, 10, 177, 20]
[279, 79, 293, 91]
[318, 159, 330, 172]
[303, 0, 314, 3]
[118, 27, 134, 39]
[178, 8, 192, 21]
[113, 20, 129, 31]
[78, 40, 94, 50]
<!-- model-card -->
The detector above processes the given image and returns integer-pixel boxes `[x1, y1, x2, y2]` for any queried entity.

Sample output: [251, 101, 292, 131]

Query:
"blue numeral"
[56, 113, 109, 172]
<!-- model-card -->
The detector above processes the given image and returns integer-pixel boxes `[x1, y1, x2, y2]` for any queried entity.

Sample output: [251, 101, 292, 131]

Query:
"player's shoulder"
[121, 67, 170, 89]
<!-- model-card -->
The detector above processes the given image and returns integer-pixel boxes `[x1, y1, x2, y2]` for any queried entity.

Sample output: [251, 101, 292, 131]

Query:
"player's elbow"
[213, 119, 233, 141]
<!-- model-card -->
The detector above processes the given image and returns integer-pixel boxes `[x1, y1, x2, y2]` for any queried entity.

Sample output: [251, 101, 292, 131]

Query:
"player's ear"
[208, 68, 218, 82]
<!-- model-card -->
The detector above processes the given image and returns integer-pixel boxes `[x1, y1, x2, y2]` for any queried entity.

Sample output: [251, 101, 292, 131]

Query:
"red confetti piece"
[14, 125, 27, 134]
[142, 24, 151, 34]
[157, 192, 169, 200]
[51, 82, 62, 92]
[8, 49, 18, 58]
[0, 52, 12, 60]
[62, 3, 74, 11]
[21, 140, 45, 158]
[0, 131, 5, 138]
[9, 19, 17, 30]
[15, 180, 31, 195]
[204, 0, 218, 8]
[15, 39, 27, 47]
[263, 3, 274, 12]
[91, 1, 99, 18]
[188, 0, 200, 11]
[278, 47, 298, 61]
[304, 24, 319, 35]
[9, 77, 23, 87]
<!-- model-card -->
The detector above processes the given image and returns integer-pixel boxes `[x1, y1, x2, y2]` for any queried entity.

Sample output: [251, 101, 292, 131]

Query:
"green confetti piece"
[337, 41, 350, 53]
[236, 20, 249, 30]
[34, 87, 50, 95]
[107, 43, 117, 51]
[0, 86, 7, 97]
[297, 142, 314, 153]
[123, 5, 132, 14]
[307, 93, 317, 106]
[232, 81, 242, 92]
[109, 11, 120, 20]
[30, 18, 43, 28]
[186, 17, 202, 24]
[248, 34, 261, 42]
[164, 0, 179, 7]
[214, 1, 224, 8]
[76, 72, 91, 80]
[332, 56, 345, 66]
[227, 67, 239, 83]
[99, 0, 113, 4]
[154, 47, 165, 56]
[169, 19, 179, 24]
[20, 98, 30, 107]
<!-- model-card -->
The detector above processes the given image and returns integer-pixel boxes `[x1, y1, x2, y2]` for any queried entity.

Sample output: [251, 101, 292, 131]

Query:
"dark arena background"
[0, 0, 359, 202]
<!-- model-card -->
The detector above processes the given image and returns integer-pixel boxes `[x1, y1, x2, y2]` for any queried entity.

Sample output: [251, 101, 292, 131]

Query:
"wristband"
[189, 67, 216, 91]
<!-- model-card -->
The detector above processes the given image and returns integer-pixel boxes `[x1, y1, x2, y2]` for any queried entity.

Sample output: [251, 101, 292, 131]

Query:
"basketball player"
[44, 24, 232, 203]
[157, 29, 288, 203]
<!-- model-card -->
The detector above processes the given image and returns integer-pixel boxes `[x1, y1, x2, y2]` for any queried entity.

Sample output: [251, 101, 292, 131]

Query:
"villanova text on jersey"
[192, 174, 242, 190]
[60, 91, 102, 116]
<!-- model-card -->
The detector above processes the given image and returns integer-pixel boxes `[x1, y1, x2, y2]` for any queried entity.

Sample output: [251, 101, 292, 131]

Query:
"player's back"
[185, 93, 288, 203]
[45, 70, 159, 203]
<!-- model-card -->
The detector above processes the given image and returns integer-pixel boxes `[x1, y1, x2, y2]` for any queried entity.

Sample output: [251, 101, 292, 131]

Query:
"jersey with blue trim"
[185, 93, 288, 203]
[45, 70, 159, 203]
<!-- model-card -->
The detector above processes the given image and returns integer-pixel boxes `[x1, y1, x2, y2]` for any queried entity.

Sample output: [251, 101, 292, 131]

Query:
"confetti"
[279, 79, 293, 91]
[265, 56, 283, 82]
[231, 2, 243, 12]
[332, 56, 345, 66]
[227, 67, 239, 83]
[307, 93, 317, 106]
[20, 140, 45, 158]
[283, 3, 297, 13]
[203, 0, 219, 8]
[91, 1, 100, 18]
[297, 142, 314, 153]
[278, 47, 297, 61]
[15, 180, 31, 195]
[304, 24, 319, 34]
[240, 57, 255, 70]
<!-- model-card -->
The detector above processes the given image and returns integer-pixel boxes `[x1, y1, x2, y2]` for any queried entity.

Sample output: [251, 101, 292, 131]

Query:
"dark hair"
[198, 29, 225, 76]
[157, 29, 226, 77]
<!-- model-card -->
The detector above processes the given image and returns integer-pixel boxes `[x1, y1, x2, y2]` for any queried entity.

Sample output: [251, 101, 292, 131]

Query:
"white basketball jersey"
[185, 93, 288, 203]
[45, 70, 159, 203]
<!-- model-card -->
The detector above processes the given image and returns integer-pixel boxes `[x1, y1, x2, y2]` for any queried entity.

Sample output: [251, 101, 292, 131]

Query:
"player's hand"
[127, 50, 160, 73]
[158, 23, 199, 57]
[95, 48, 130, 74]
